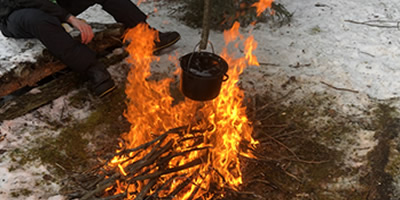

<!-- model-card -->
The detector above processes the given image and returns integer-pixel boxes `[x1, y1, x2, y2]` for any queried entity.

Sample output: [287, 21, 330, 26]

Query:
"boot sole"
[154, 35, 181, 53]
[98, 84, 116, 98]
[93, 79, 116, 97]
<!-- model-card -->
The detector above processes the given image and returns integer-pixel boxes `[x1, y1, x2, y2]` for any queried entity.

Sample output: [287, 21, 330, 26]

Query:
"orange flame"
[107, 20, 260, 199]
[137, 0, 145, 6]
[252, 0, 274, 16]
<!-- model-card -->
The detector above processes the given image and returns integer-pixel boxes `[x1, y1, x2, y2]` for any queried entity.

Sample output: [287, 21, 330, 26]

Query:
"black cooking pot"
[180, 51, 229, 101]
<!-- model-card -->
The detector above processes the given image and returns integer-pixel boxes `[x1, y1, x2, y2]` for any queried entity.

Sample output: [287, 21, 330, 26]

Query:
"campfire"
[80, 1, 273, 199]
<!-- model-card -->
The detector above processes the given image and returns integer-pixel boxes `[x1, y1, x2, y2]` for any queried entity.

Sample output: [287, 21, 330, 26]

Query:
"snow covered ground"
[1, 0, 400, 199]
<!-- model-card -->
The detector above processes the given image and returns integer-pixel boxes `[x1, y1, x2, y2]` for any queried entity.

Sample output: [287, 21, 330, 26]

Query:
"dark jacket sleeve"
[0, 0, 71, 22]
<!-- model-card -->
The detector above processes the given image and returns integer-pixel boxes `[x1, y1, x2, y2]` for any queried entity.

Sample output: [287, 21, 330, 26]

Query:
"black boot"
[86, 62, 116, 97]
[154, 31, 181, 52]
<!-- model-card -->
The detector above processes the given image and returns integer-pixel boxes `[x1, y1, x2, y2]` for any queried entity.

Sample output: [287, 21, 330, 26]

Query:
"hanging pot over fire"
[179, 0, 229, 101]
[180, 44, 229, 101]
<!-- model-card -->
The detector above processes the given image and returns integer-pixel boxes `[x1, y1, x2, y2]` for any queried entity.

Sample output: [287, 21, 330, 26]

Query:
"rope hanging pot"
[179, 0, 229, 101]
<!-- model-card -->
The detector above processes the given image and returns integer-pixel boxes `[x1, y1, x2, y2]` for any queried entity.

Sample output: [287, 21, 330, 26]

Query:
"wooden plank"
[0, 23, 125, 98]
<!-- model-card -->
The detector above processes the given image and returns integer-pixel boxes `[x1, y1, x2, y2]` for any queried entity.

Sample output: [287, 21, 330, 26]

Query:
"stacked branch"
[79, 127, 213, 200]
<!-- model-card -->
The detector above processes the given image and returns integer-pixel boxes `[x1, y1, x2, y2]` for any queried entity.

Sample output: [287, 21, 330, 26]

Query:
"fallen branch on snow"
[345, 19, 400, 29]
[320, 80, 359, 94]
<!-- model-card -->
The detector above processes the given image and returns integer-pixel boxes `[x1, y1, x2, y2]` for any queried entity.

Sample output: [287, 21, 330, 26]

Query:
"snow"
[0, 90, 92, 199]
[1, 0, 400, 199]
[262, 0, 400, 99]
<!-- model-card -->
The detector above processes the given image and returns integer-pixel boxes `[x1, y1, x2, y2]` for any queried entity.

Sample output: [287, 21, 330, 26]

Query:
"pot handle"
[193, 41, 215, 53]
[222, 73, 229, 81]
[187, 41, 216, 68]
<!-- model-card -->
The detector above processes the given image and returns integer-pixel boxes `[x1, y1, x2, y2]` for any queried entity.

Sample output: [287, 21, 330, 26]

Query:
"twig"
[125, 140, 174, 177]
[100, 193, 126, 200]
[260, 124, 288, 128]
[262, 133, 300, 160]
[256, 111, 279, 122]
[359, 50, 375, 57]
[259, 62, 280, 67]
[144, 175, 187, 200]
[242, 152, 280, 162]
[129, 157, 204, 182]
[315, 3, 332, 8]
[135, 178, 157, 200]
[281, 168, 301, 182]
[55, 163, 67, 172]
[320, 81, 359, 93]
[247, 179, 278, 189]
[233, 191, 263, 199]
[158, 146, 211, 165]
[81, 173, 121, 200]
[282, 156, 329, 164]
[344, 19, 400, 29]
[289, 63, 311, 68]
[167, 170, 199, 199]
[187, 172, 207, 200]
[209, 167, 227, 185]
[273, 129, 301, 139]
[249, 87, 299, 115]
[85, 174, 107, 190]
[117, 127, 181, 156]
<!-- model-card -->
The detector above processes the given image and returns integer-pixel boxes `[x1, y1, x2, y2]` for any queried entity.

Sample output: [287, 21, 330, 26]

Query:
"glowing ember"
[252, 0, 274, 16]
[105, 11, 267, 199]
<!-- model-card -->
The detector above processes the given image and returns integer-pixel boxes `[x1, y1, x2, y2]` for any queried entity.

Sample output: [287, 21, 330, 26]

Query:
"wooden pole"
[199, 0, 211, 50]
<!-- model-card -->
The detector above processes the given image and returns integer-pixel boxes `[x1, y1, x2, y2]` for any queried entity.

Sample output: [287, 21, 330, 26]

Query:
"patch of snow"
[0, 90, 92, 199]
[344, 129, 378, 168]
[258, 0, 400, 100]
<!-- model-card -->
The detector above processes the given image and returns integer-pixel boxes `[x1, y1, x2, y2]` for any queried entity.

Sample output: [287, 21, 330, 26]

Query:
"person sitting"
[0, 0, 181, 97]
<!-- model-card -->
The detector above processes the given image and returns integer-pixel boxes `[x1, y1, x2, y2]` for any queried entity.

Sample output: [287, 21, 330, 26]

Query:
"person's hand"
[66, 15, 94, 44]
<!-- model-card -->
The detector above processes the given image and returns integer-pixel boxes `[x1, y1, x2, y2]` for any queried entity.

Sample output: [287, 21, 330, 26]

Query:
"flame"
[107, 18, 262, 199]
[252, 0, 274, 16]
[137, 0, 145, 5]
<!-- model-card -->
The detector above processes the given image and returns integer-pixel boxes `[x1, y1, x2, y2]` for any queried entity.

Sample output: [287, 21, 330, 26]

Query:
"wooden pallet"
[0, 23, 125, 98]
[0, 23, 128, 121]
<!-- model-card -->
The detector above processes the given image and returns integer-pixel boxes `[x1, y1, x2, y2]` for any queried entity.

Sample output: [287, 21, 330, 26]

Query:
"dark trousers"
[0, 0, 147, 72]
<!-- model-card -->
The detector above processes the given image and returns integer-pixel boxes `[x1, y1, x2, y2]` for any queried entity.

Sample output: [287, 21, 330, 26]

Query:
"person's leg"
[94, 0, 179, 52]
[57, 0, 146, 27]
[4, 8, 96, 72]
[96, 0, 147, 28]
[56, 0, 97, 16]
[1, 8, 115, 96]
[58, 0, 180, 52]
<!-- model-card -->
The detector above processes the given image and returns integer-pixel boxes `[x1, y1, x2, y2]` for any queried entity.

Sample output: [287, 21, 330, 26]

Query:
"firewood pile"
[72, 126, 233, 200]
